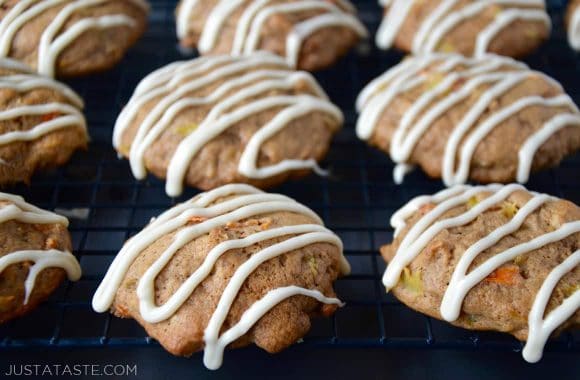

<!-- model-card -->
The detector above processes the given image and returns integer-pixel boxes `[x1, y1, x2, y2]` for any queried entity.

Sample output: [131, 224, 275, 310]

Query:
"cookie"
[0, 192, 81, 324]
[376, 0, 550, 58]
[0, 58, 88, 185]
[113, 53, 343, 197]
[567, 0, 580, 51]
[176, 0, 368, 71]
[0, 0, 149, 77]
[92, 184, 349, 369]
[356, 53, 580, 186]
[380, 184, 579, 363]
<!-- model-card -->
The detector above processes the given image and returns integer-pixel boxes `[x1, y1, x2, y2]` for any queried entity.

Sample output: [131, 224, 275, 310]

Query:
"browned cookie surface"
[0, 59, 88, 186]
[566, 0, 580, 50]
[97, 185, 347, 360]
[0, 196, 76, 324]
[113, 211, 342, 356]
[566, 0, 580, 25]
[0, 0, 149, 77]
[381, 187, 579, 342]
[356, 54, 580, 185]
[114, 54, 342, 194]
[176, 0, 366, 71]
[377, 0, 549, 58]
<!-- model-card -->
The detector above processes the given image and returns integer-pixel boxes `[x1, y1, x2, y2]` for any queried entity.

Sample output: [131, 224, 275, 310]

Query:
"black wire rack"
[0, 0, 578, 361]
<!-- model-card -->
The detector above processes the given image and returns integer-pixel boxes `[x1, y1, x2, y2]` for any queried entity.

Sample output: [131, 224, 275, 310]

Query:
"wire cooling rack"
[0, 0, 578, 360]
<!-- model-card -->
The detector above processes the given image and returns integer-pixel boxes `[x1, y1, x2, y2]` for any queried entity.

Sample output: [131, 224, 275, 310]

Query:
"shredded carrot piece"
[419, 203, 436, 214]
[187, 216, 207, 225]
[41, 112, 60, 122]
[485, 266, 520, 286]
[260, 218, 272, 230]
[321, 303, 337, 317]
[225, 221, 241, 228]
[45, 237, 58, 249]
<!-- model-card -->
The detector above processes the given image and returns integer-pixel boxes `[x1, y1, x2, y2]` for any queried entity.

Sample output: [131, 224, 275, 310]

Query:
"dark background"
[0, 0, 578, 379]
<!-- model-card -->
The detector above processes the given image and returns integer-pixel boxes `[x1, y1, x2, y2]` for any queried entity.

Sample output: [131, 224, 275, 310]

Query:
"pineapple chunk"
[502, 201, 519, 219]
[401, 267, 423, 294]
[466, 196, 479, 209]
[308, 256, 318, 276]
[176, 123, 199, 136]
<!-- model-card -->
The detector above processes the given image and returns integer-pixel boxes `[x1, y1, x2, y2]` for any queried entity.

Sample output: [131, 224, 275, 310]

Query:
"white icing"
[177, 0, 367, 68]
[383, 183, 506, 289]
[0, 103, 85, 146]
[389, 185, 469, 238]
[199, 0, 245, 53]
[523, 249, 580, 363]
[0, 74, 84, 107]
[0, 0, 149, 77]
[0, 57, 33, 73]
[386, 184, 579, 363]
[0, 66, 86, 156]
[376, 0, 550, 55]
[474, 8, 551, 58]
[356, 54, 580, 185]
[517, 113, 580, 183]
[113, 53, 343, 197]
[569, 6, 580, 51]
[375, 0, 414, 49]
[177, 0, 199, 39]
[411, 0, 459, 53]
[392, 163, 414, 185]
[283, 11, 368, 68]
[93, 184, 349, 370]
[0, 192, 69, 226]
[0, 192, 81, 304]
[440, 192, 555, 321]
[54, 207, 90, 220]
[204, 285, 342, 369]
[0, 250, 81, 304]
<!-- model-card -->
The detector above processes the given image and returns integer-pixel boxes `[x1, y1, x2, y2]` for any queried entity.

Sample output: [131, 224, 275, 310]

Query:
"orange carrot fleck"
[45, 237, 58, 249]
[260, 218, 272, 230]
[321, 303, 338, 317]
[485, 266, 520, 286]
[187, 216, 207, 225]
[41, 112, 60, 122]
[419, 203, 436, 214]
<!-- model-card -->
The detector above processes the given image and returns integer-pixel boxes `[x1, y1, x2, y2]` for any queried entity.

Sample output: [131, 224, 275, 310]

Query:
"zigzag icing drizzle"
[569, 4, 580, 50]
[92, 184, 349, 370]
[113, 53, 343, 197]
[177, 0, 367, 68]
[377, 0, 550, 56]
[0, 0, 149, 77]
[385, 184, 579, 363]
[0, 58, 86, 153]
[356, 54, 580, 185]
[0, 192, 81, 304]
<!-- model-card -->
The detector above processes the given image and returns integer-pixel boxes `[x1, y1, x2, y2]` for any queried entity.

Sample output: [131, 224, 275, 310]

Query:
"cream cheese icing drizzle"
[0, 59, 86, 155]
[376, 0, 550, 57]
[384, 184, 579, 363]
[0, 0, 149, 77]
[0, 192, 81, 304]
[92, 184, 349, 370]
[356, 54, 580, 185]
[113, 53, 343, 197]
[569, 5, 580, 51]
[177, 0, 368, 68]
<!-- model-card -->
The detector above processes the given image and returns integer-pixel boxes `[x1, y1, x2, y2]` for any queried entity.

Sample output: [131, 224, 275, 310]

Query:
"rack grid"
[0, 0, 578, 360]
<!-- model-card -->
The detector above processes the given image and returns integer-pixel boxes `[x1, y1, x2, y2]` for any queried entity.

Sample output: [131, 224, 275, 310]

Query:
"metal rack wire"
[0, 0, 578, 360]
